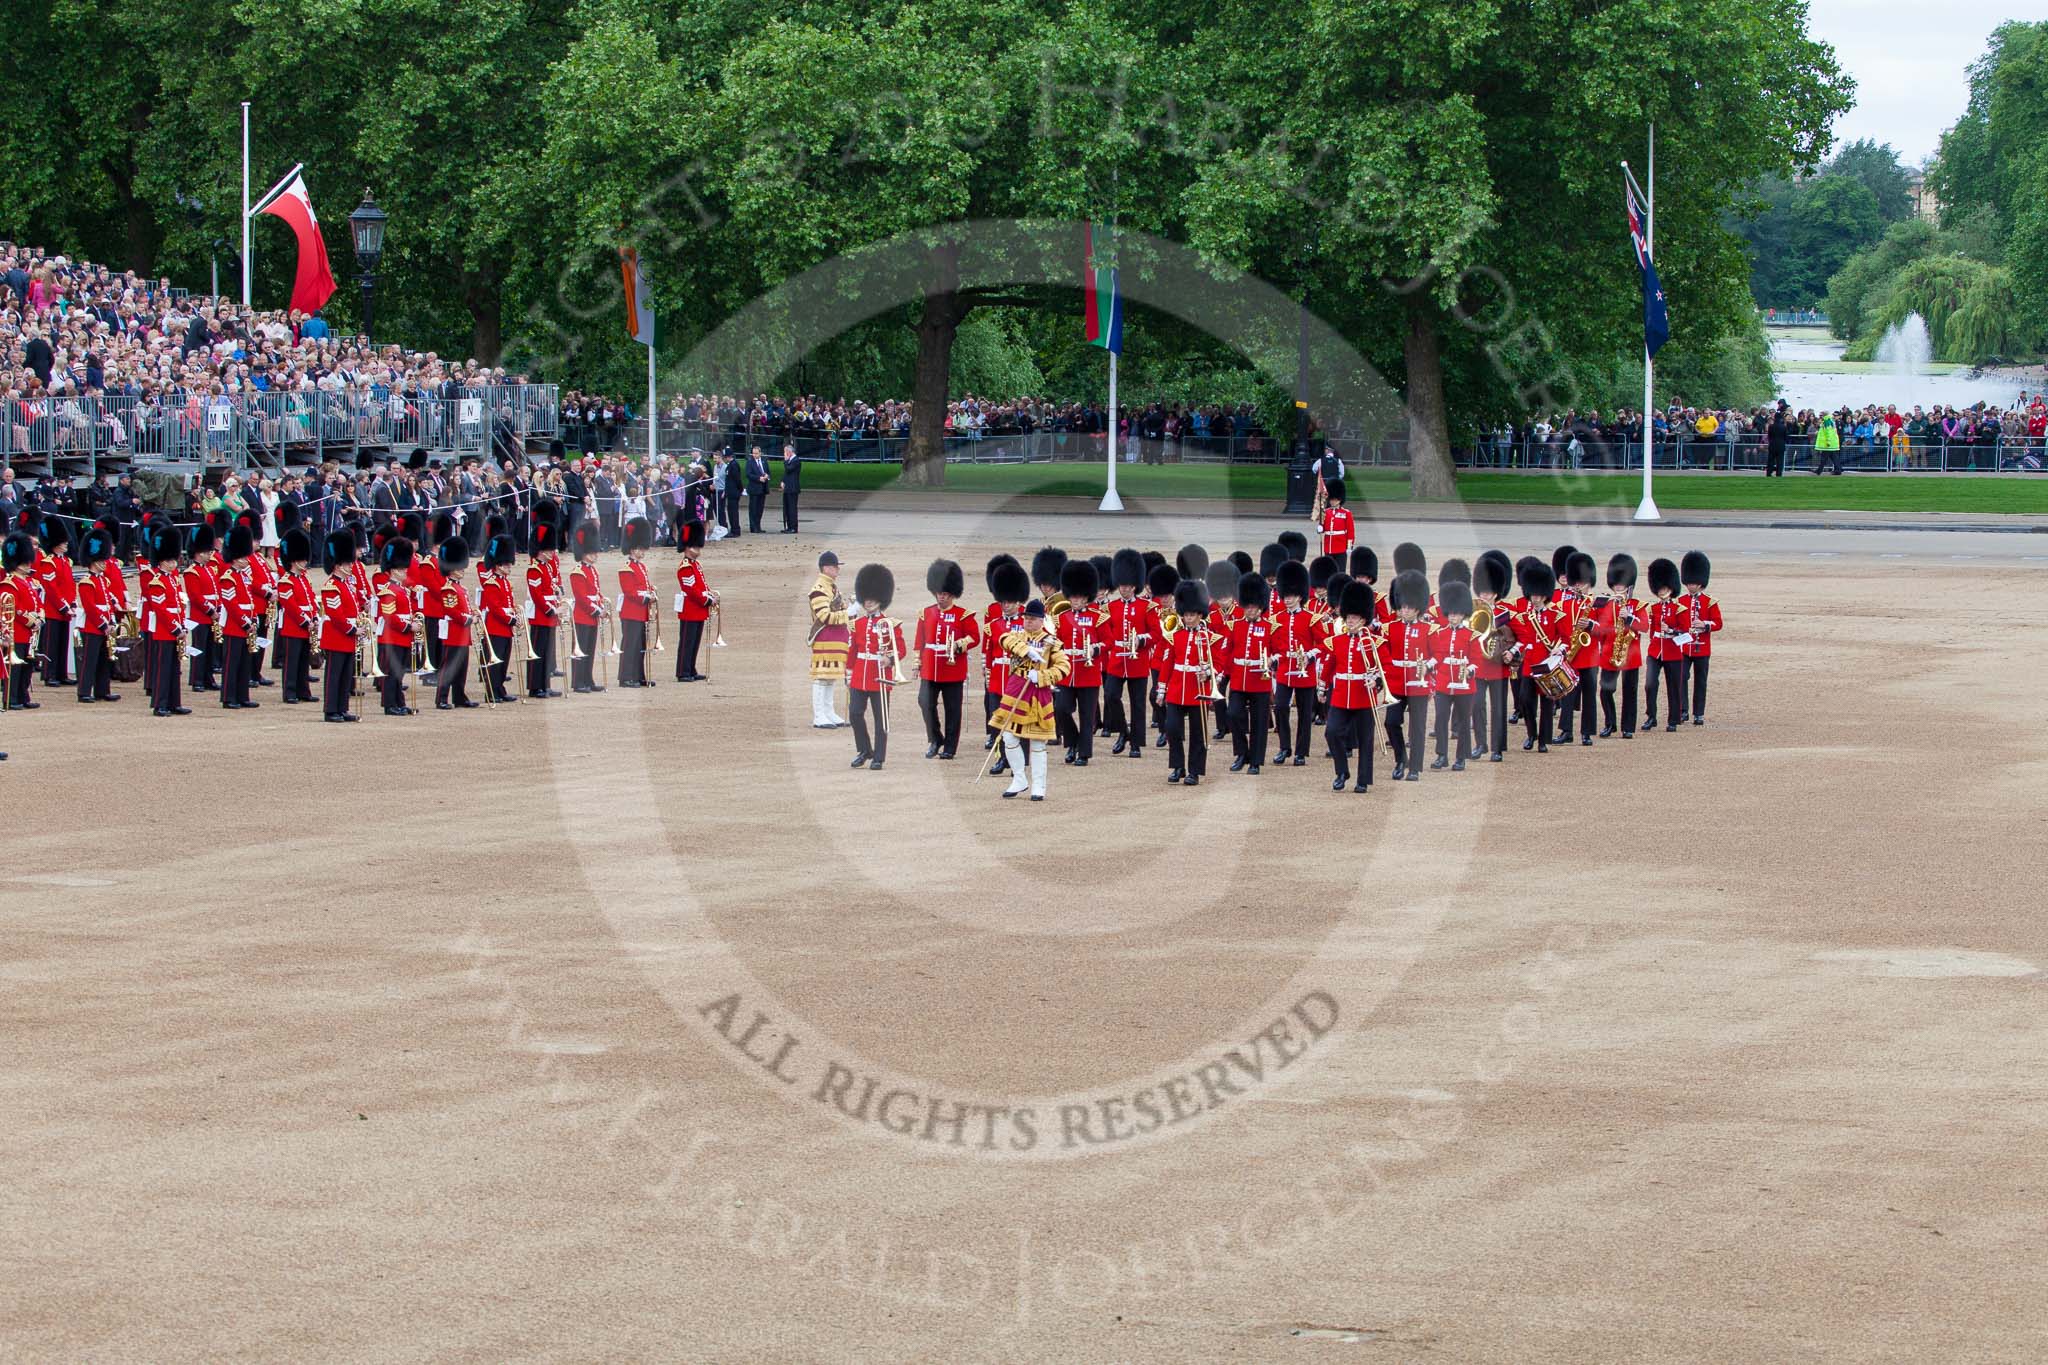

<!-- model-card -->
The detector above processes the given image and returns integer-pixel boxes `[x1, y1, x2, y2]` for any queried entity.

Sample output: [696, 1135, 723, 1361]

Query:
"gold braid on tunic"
[807, 573, 851, 680]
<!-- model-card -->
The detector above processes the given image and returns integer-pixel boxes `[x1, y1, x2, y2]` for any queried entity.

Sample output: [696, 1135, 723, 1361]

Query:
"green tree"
[1823, 219, 1939, 340]
[1931, 21, 2048, 253]
[1784, 173, 1882, 300]
[1849, 254, 2030, 366]
[1824, 139, 1914, 222]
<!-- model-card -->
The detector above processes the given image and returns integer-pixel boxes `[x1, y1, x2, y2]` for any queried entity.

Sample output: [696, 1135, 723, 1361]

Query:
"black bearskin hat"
[1393, 541, 1425, 578]
[274, 499, 301, 534]
[1227, 550, 1253, 577]
[1110, 548, 1144, 590]
[985, 553, 1019, 597]
[1278, 530, 1308, 563]
[324, 528, 357, 570]
[1475, 551, 1513, 599]
[430, 512, 458, 546]
[532, 515, 563, 555]
[439, 537, 471, 573]
[1607, 553, 1639, 589]
[1146, 561, 1178, 601]
[281, 527, 313, 568]
[1238, 571, 1271, 612]
[1681, 550, 1712, 588]
[1338, 578, 1374, 622]
[1324, 477, 1346, 504]
[1348, 545, 1378, 581]
[1060, 558, 1097, 602]
[990, 558, 1030, 605]
[678, 520, 706, 551]
[1030, 546, 1068, 590]
[40, 515, 69, 550]
[1, 532, 30, 573]
[1308, 555, 1338, 594]
[1176, 543, 1210, 580]
[485, 534, 517, 570]
[147, 525, 181, 566]
[1258, 542, 1287, 578]
[1205, 562, 1239, 604]
[1647, 557, 1680, 597]
[224, 524, 254, 561]
[1276, 558, 1310, 602]
[1142, 550, 1167, 577]
[399, 510, 426, 545]
[1519, 559, 1557, 601]
[79, 526, 113, 566]
[382, 537, 416, 572]
[1391, 569, 1430, 613]
[1439, 579, 1474, 622]
[854, 562, 895, 609]
[1326, 572, 1353, 611]
[531, 497, 560, 535]
[485, 513, 509, 545]
[1550, 543, 1577, 582]
[622, 517, 653, 554]
[1173, 579, 1207, 619]
[927, 558, 965, 598]
[186, 522, 216, 557]
[571, 519, 599, 562]
[1089, 554, 1113, 595]
[1566, 551, 1597, 590]
[1438, 557, 1471, 589]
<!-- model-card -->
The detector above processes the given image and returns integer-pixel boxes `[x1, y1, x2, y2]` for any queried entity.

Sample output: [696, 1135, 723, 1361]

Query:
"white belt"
[854, 651, 882, 661]
[1335, 672, 1372, 682]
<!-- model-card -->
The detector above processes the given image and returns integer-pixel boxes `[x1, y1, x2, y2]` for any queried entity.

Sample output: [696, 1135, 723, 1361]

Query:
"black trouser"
[1477, 676, 1510, 755]
[921, 678, 963, 754]
[220, 633, 251, 706]
[280, 635, 312, 701]
[77, 633, 112, 701]
[1274, 683, 1316, 757]
[1228, 689, 1272, 766]
[380, 643, 410, 710]
[676, 617, 704, 679]
[424, 628, 443, 683]
[7, 657, 32, 708]
[1053, 684, 1097, 760]
[1100, 680, 1124, 736]
[438, 645, 473, 706]
[849, 686, 888, 762]
[527, 625, 556, 695]
[748, 486, 766, 532]
[188, 623, 216, 690]
[782, 484, 799, 531]
[1212, 695, 1230, 742]
[1163, 701, 1207, 777]
[1648, 657, 1684, 725]
[721, 491, 741, 537]
[1384, 695, 1427, 771]
[1518, 677, 1556, 746]
[1564, 669, 1596, 739]
[571, 623, 599, 689]
[322, 647, 356, 717]
[1326, 706, 1374, 787]
[1600, 666, 1639, 734]
[1689, 654, 1710, 718]
[146, 638, 178, 710]
[1433, 691, 1474, 761]
[39, 617, 72, 686]
[1107, 675, 1147, 752]
[618, 620, 648, 685]
[485, 638, 513, 702]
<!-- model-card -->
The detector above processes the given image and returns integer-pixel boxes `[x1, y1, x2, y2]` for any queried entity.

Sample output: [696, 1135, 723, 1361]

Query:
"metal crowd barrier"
[1, 384, 559, 479]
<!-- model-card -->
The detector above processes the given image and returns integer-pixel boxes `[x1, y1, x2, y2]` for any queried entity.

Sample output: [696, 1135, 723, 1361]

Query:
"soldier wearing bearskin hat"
[136, 523, 187, 716]
[615, 516, 656, 688]
[72, 524, 121, 705]
[982, 556, 1030, 774]
[1676, 550, 1721, 726]
[1472, 550, 1516, 760]
[3, 529, 41, 711]
[431, 536, 480, 710]
[1381, 569, 1434, 781]
[990, 596, 1071, 801]
[1596, 553, 1644, 738]
[846, 563, 907, 771]
[1202, 561, 1240, 745]
[1100, 549, 1157, 760]
[1643, 556, 1683, 731]
[372, 536, 418, 716]
[526, 499, 566, 698]
[1317, 477, 1355, 561]
[567, 520, 607, 694]
[1509, 558, 1566, 752]
[1152, 578, 1215, 785]
[235, 510, 278, 690]
[1320, 578, 1380, 792]
[275, 528, 317, 704]
[181, 520, 221, 694]
[1429, 579, 1483, 770]
[414, 511, 457, 682]
[915, 558, 978, 760]
[27, 514, 76, 689]
[477, 532, 521, 704]
[318, 528, 364, 722]
[216, 521, 261, 710]
[672, 519, 716, 684]
[1052, 558, 1102, 765]
[1144, 561, 1178, 749]
[1031, 547, 1070, 621]
[1219, 570, 1276, 773]
[1558, 550, 1600, 745]
[1269, 559, 1319, 767]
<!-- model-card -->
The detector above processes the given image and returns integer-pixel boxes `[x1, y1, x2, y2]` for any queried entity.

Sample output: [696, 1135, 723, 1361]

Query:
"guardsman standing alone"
[673, 521, 715, 682]
[845, 563, 906, 771]
[1317, 479, 1355, 562]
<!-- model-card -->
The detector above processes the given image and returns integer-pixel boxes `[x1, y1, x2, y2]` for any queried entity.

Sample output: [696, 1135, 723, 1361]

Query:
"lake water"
[1769, 332, 2032, 411]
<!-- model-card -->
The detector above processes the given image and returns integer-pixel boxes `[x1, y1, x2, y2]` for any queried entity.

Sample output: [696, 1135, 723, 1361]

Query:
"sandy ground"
[5, 501, 2046, 1362]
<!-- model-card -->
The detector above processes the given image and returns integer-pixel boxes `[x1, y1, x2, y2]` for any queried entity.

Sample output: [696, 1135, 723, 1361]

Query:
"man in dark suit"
[1764, 402, 1789, 478]
[746, 446, 771, 533]
[593, 466, 620, 548]
[780, 443, 802, 533]
[368, 466, 399, 530]
[561, 454, 587, 545]
[23, 330, 54, 385]
[111, 475, 141, 563]
[719, 450, 744, 538]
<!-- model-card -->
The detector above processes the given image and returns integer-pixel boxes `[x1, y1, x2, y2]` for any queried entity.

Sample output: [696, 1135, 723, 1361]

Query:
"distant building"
[1906, 168, 1940, 222]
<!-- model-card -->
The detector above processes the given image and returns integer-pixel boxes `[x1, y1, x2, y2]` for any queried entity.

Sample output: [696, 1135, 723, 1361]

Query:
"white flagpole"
[646, 340, 657, 465]
[1635, 122, 1661, 523]
[240, 102, 252, 307]
[1102, 349, 1122, 512]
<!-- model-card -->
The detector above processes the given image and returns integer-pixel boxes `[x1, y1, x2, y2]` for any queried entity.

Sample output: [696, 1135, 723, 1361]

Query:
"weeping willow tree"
[1845, 255, 2029, 365]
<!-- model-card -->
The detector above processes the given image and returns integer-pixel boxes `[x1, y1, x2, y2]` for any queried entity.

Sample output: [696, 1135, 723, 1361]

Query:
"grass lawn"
[801, 461, 2048, 515]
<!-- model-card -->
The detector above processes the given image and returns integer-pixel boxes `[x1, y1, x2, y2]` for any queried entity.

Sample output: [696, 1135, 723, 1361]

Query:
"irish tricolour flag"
[1082, 222, 1122, 354]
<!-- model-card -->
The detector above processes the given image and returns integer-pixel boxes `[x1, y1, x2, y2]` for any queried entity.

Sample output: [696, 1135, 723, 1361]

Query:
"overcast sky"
[1805, 1, 2014, 164]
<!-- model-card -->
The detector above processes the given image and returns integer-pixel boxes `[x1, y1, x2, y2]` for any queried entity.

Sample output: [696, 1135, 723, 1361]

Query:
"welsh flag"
[251, 165, 336, 314]
[1082, 222, 1122, 354]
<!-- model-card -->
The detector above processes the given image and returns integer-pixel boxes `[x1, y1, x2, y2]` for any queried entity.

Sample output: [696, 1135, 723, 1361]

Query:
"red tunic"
[438, 580, 474, 648]
[1644, 598, 1680, 662]
[1429, 621, 1483, 695]
[1222, 616, 1277, 694]
[674, 559, 713, 622]
[570, 562, 603, 627]
[846, 612, 907, 691]
[1321, 628, 1381, 711]
[99, 559, 129, 615]
[917, 603, 980, 685]
[617, 561, 653, 622]
[140, 568, 183, 642]
[375, 573, 414, 648]
[1156, 623, 1221, 706]
[1511, 597, 1572, 679]
[528, 558, 562, 628]
[1054, 603, 1104, 688]
[1675, 592, 1723, 658]
[479, 569, 518, 641]
[277, 572, 316, 639]
[1592, 596, 1646, 670]
[1100, 596, 1159, 680]
[218, 562, 256, 640]
[183, 561, 219, 629]
[1317, 506, 1355, 560]
[982, 606, 1024, 692]
[318, 575, 361, 653]
[1473, 601, 1515, 681]
[1380, 619, 1435, 698]
[1268, 607, 1321, 689]
[414, 556, 446, 633]
[33, 550, 76, 618]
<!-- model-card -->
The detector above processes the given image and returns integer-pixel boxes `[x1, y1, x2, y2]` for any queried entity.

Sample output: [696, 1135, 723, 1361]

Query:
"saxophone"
[1608, 596, 1637, 669]
[1568, 593, 1593, 656]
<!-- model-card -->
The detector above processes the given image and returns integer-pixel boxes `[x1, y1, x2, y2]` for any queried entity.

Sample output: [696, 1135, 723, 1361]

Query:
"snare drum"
[1533, 662, 1580, 701]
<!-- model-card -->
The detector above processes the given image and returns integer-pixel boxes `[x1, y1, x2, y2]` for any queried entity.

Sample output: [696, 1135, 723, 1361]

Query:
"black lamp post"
[348, 191, 387, 342]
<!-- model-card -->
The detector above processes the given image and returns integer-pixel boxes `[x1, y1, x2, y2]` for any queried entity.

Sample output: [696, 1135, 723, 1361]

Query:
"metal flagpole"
[1635, 122, 1661, 523]
[646, 342, 657, 465]
[240, 102, 252, 306]
[1100, 170, 1123, 513]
